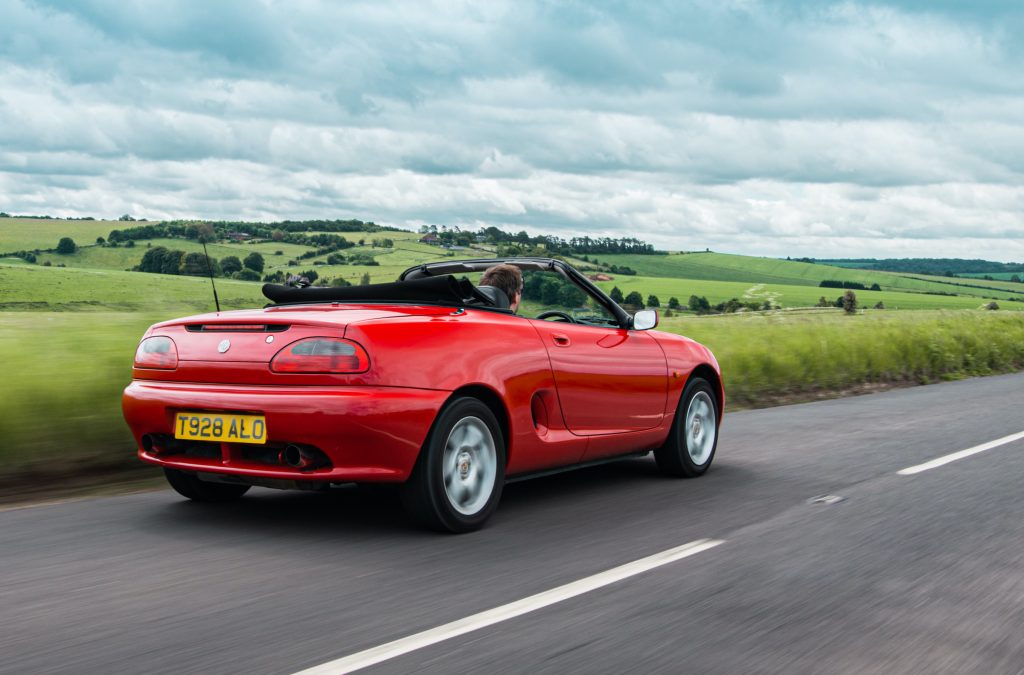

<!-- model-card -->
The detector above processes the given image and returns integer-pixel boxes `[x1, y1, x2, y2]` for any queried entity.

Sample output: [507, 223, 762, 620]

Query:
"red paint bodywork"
[122, 303, 724, 484]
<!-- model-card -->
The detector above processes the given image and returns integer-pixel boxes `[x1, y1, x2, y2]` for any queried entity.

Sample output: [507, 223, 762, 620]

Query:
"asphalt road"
[3, 373, 1024, 674]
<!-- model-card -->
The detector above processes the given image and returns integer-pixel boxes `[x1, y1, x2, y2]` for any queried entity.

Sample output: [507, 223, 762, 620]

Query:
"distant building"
[419, 233, 441, 245]
[226, 231, 251, 241]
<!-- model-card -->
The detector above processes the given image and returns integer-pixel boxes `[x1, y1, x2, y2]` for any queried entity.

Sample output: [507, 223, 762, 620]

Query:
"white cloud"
[1, 0, 1023, 260]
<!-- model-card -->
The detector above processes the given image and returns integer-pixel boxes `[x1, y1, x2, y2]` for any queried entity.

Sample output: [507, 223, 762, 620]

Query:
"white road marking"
[290, 538, 724, 675]
[897, 430, 1024, 476]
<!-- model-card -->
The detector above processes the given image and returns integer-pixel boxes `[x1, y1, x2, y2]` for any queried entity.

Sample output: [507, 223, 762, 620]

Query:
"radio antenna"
[201, 238, 221, 313]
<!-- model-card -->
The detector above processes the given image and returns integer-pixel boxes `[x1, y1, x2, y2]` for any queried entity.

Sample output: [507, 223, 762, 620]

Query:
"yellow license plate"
[174, 412, 267, 444]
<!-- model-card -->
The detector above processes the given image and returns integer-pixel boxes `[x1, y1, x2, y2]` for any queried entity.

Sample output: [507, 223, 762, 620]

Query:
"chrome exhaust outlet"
[279, 444, 314, 469]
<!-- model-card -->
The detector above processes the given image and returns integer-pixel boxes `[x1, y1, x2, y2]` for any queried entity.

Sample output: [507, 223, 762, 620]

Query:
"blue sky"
[2, 0, 1023, 259]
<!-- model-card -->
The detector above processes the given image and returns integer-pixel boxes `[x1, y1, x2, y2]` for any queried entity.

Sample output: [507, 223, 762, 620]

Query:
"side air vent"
[185, 324, 290, 333]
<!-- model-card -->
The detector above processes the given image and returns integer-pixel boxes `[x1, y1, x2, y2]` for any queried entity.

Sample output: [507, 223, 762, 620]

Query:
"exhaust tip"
[279, 444, 305, 468]
[141, 434, 156, 453]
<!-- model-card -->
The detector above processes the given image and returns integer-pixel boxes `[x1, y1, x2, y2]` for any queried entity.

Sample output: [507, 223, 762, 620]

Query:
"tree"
[842, 290, 858, 314]
[118, 214, 135, 222]
[330, 277, 352, 287]
[161, 250, 185, 275]
[986, 301, 1000, 310]
[95, 236, 105, 245]
[360, 272, 371, 285]
[56, 237, 77, 254]
[262, 271, 286, 283]
[193, 222, 216, 243]
[688, 295, 711, 313]
[668, 296, 680, 309]
[624, 291, 644, 307]
[816, 296, 831, 307]
[558, 285, 586, 307]
[220, 256, 243, 275]
[243, 252, 265, 273]
[180, 252, 218, 277]
[646, 294, 660, 308]
[138, 246, 169, 273]
[271, 229, 285, 242]
[870, 283, 881, 291]
[874, 301, 885, 309]
[235, 268, 261, 281]
[609, 286, 624, 303]
[1012, 274, 1022, 283]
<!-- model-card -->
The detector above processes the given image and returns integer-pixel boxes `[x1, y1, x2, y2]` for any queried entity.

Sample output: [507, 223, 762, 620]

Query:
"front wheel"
[655, 377, 719, 477]
[163, 468, 251, 502]
[401, 397, 505, 533]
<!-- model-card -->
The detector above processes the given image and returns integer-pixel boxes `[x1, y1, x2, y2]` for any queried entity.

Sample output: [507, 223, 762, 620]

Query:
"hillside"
[3, 217, 1023, 313]
[594, 252, 1024, 303]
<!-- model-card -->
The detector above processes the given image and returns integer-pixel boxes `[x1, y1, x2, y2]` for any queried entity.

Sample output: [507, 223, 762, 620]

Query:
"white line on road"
[290, 538, 724, 675]
[897, 430, 1024, 476]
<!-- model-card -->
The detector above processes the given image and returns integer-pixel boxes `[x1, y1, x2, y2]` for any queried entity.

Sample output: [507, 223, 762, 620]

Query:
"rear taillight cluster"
[134, 336, 178, 370]
[270, 338, 370, 374]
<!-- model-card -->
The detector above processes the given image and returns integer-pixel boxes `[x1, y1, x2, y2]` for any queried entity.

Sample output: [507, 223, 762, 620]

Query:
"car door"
[529, 320, 667, 436]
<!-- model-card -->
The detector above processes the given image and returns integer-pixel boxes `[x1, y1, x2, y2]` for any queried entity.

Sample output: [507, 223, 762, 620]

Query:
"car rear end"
[122, 307, 451, 489]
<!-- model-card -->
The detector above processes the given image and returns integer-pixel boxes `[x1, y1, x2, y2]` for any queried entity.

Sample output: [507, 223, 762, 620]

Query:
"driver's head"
[479, 264, 523, 312]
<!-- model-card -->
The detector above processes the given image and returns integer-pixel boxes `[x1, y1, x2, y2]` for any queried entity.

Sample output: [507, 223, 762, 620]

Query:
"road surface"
[2, 373, 1023, 674]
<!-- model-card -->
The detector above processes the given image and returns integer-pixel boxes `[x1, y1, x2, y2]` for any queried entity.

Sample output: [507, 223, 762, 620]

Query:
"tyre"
[655, 377, 719, 477]
[401, 397, 506, 533]
[163, 468, 251, 502]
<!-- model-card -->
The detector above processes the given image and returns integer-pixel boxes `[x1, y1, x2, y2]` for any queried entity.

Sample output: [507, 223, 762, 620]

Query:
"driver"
[478, 264, 523, 313]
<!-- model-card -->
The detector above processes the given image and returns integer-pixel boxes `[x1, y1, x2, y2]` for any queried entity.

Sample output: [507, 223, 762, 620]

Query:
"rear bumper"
[122, 381, 449, 483]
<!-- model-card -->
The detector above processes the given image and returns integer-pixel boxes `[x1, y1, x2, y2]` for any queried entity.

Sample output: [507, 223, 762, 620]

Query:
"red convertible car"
[123, 258, 723, 532]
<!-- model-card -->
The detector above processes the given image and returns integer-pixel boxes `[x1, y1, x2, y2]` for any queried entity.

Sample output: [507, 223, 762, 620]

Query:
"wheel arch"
[444, 384, 512, 467]
[688, 363, 724, 421]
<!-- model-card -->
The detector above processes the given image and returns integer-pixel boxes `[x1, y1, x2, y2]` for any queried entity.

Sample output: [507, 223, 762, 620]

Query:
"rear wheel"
[655, 377, 719, 477]
[401, 397, 505, 533]
[163, 468, 251, 502]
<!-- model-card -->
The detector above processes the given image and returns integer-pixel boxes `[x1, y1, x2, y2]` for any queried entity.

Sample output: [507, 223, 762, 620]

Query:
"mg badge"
[218, 339, 231, 353]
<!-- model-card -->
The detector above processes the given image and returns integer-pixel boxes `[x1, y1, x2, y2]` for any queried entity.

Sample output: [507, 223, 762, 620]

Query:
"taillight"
[134, 336, 178, 370]
[270, 338, 370, 373]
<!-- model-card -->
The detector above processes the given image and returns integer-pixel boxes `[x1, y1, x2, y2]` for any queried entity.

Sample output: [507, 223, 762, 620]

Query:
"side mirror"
[632, 309, 658, 330]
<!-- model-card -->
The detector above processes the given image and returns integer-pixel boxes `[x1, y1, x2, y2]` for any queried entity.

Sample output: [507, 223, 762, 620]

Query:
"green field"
[596, 252, 1024, 301]
[594, 275, 1020, 311]
[0, 263, 265, 312]
[0, 217, 126, 252]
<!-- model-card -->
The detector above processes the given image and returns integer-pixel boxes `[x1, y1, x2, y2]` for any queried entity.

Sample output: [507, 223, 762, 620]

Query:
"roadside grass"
[663, 310, 1024, 406]
[1, 309, 1022, 484]
[594, 275, 1020, 311]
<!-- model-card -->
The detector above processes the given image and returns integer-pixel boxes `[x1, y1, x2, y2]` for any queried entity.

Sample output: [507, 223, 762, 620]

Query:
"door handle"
[552, 333, 571, 347]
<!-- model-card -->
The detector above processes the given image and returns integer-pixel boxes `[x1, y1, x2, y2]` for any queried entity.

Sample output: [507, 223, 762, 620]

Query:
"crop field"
[593, 275, 1021, 311]
[0, 217, 125, 252]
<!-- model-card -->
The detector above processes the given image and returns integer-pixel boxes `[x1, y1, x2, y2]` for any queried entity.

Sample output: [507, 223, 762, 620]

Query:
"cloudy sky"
[2, 0, 1024, 260]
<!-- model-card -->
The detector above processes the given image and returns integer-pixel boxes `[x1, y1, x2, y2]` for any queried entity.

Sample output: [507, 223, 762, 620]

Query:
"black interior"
[474, 285, 510, 309]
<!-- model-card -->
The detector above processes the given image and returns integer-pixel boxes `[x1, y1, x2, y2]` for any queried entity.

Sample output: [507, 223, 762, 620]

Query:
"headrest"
[474, 285, 510, 309]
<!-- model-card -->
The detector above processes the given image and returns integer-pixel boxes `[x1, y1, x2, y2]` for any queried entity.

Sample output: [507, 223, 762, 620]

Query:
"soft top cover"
[262, 274, 483, 306]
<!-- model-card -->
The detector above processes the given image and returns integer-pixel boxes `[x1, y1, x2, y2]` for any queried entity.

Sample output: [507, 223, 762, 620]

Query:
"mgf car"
[122, 258, 723, 532]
